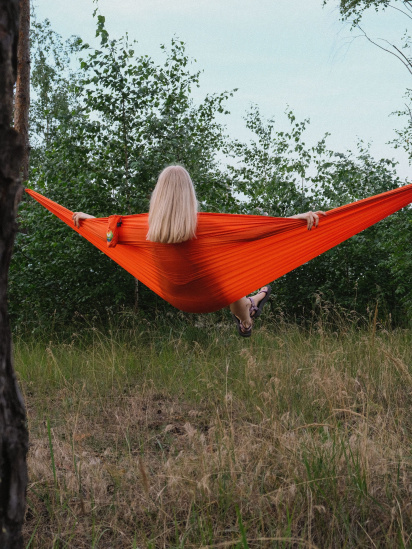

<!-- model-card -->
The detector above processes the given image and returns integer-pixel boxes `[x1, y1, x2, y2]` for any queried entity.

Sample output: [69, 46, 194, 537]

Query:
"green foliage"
[228, 107, 315, 216]
[381, 206, 412, 314]
[323, 0, 392, 24]
[229, 107, 412, 321]
[9, 11, 412, 327]
[11, 14, 237, 327]
[76, 16, 237, 214]
[12, 17, 134, 326]
[325, 1, 412, 160]
[280, 147, 412, 322]
[391, 88, 412, 159]
[318, 2, 412, 320]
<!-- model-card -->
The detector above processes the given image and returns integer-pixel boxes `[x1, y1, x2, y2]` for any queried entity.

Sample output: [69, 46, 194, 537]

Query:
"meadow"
[16, 311, 412, 548]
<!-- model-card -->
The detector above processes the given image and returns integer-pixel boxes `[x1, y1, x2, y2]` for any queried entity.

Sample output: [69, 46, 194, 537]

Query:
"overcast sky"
[33, 0, 411, 179]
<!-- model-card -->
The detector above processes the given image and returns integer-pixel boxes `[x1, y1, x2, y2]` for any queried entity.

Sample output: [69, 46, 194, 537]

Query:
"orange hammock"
[26, 185, 412, 313]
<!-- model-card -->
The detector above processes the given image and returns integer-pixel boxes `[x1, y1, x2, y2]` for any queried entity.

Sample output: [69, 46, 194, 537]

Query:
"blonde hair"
[147, 165, 198, 244]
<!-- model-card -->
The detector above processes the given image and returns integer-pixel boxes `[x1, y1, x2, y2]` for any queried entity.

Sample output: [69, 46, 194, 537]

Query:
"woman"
[73, 165, 325, 337]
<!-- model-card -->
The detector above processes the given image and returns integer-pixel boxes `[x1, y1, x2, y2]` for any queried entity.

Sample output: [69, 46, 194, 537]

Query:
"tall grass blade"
[47, 418, 57, 488]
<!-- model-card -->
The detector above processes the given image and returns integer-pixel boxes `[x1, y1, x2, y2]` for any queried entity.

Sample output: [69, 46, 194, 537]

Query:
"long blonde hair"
[147, 165, 198, 244]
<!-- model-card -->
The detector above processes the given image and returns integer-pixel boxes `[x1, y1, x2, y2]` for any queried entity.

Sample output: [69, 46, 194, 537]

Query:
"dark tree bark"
[14, 0, 30, 182]
[0, 0, 29, 547]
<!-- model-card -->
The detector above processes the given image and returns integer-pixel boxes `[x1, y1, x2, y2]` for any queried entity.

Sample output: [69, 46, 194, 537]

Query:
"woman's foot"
[230, 285, 272, 337]
[232, 314, 253, 337]
[248, 286, 271, 319]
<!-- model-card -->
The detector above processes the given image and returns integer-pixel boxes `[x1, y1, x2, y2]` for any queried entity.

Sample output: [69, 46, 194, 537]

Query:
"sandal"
[249, 285, 272, 319]
[232, 314, 253, 338]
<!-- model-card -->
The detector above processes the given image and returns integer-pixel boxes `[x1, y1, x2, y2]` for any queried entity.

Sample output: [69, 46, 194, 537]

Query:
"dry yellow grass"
[15, 318, 412, 548]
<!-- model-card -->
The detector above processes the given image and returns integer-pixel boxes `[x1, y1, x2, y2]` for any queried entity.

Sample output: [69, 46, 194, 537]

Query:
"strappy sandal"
[249, 285, 272, 319]
[232, 314, 253, 338]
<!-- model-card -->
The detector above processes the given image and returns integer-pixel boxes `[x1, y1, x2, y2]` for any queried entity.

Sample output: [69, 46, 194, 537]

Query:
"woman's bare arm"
[290, 211, 326, 230]
[72, 212, 95, 228]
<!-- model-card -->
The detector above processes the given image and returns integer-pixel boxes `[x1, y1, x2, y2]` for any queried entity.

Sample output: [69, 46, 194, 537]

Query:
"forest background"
[10, 0, 412, 330]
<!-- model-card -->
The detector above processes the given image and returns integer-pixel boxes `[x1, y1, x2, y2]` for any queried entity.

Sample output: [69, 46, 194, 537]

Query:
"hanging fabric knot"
[106, 215, 122, 248]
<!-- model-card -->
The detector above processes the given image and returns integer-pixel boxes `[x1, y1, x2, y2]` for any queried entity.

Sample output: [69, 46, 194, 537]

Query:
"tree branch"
[389, 4, 412, 20]
[404, 1, 412, 13]
[379, 38, 412, 68]
[404, 102, 412, 126]
[357, 25, 412, 75]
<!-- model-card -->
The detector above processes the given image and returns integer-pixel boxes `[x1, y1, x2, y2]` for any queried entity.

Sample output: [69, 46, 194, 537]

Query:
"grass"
[15, 311, 412, 548]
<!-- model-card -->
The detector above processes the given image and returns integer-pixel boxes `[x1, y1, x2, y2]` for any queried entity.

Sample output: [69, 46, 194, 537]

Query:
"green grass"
[16, 314, 412, 548]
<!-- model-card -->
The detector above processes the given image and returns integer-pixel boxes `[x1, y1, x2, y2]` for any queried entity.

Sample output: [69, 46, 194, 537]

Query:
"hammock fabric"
[26, 185, 412, 313]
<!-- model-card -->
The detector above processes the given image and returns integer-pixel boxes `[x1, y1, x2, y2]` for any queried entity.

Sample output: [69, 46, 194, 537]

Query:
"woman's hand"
[72, 212, 95, 228]
[290, 211, 326, 230]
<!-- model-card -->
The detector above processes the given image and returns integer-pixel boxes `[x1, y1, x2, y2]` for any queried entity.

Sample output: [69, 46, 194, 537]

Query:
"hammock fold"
[25, 184, 412, 313]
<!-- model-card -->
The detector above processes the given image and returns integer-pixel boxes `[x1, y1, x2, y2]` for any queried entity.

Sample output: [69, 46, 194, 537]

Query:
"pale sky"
[33, 0, 411, 179]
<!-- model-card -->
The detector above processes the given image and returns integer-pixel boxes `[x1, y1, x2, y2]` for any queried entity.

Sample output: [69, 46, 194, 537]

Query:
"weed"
[17, 317, 412, 548]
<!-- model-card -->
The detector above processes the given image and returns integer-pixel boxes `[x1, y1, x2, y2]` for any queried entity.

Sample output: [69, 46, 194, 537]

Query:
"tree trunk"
[14, 0, 30, 183]
[0, 0, 29, 547]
